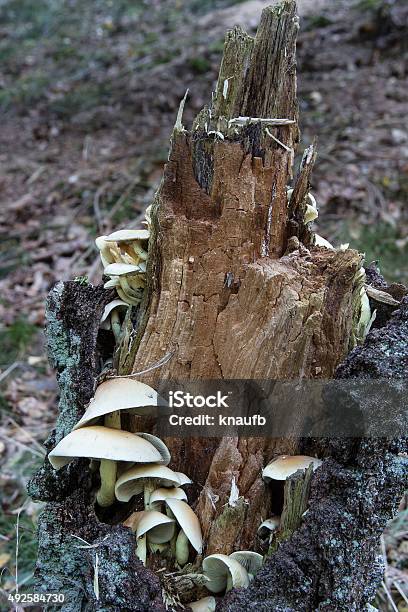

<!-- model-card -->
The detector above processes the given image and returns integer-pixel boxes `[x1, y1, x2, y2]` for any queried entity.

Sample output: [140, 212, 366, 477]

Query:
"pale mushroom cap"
[105, 229, 150, 243]
[262, 455, 322, 482]
[258, 516, 281, 537]
[150, 487, 187, 508]
[95, 236, 108, 250]
[48, 426, 163, 470]
[229, 551, 263, 576]
[189, 596, 216, 612]
[100, 299, 128, 324]
[307, 192, 318, 210]
[95, 236, 115, 267]
[202, 554, 249, 593]
[104, 277, 120, 289]
[175, 472, 193, 486]
[304, 204, 318, 224]
[104, 262, 146, 276]
[137, 432, 171, 465]
[314, 234, 334, 250]
[73, 378, 167, 430]
[135, 510, 175, 544]
[165, 498, 202, 554]
[115, 464, 181, 502]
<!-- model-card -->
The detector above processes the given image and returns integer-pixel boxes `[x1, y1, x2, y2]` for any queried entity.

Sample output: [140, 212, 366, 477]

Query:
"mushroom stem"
[136, 534, 147, 565]
[167, 507, 177, 556]
[132, 242, 148, 261]
[144, 480, 155, 510]
[110, 310, 122, 344]
[175, 529, 189, 566]
[96, 410, 121, 507]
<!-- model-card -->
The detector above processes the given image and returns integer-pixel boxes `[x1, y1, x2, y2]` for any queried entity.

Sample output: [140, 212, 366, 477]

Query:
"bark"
[118, 0, 362, 556]
[28, 2, 407, 611]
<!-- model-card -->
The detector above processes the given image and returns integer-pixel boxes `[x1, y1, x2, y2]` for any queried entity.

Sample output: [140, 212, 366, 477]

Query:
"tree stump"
[28, 2, 407, 611]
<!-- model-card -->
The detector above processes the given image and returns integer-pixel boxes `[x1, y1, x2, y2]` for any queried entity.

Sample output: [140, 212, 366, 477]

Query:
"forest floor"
[0, 0, 407, 608]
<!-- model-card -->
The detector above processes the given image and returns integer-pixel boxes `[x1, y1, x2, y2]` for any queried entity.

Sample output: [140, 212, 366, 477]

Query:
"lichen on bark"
[27, 281, 165, 610]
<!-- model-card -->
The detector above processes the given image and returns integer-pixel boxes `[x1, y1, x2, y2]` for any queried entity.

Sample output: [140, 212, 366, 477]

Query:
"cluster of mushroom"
[119, 466, 202, 567]
[288, 189, 373, 342]
[95, 205, 152, 309]
[48, 378, 203, 569]
[258, 454, 323, 545]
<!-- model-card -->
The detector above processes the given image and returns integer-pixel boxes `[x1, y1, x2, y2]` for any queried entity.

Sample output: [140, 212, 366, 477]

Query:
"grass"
[0, 316, 44, 600]
[304, 14, 334, 30]
[336, 221, 408, 285]
[0, 0, 242, 119]
[0, 319, 38, 370]
[0, 447, 43, 599]
[354, 0, 384, 11]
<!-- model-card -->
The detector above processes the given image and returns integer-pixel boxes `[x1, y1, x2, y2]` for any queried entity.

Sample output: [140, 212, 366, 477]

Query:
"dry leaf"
[0, 553, 11, 568]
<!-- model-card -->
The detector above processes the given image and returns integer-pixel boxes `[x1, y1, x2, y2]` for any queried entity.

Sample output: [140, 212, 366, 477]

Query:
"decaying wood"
[117, 1, 362, 555]
[28, 2, 407, 611]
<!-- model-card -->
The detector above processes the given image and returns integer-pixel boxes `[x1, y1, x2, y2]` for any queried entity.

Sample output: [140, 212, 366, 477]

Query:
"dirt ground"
[0, 0, 407, 607]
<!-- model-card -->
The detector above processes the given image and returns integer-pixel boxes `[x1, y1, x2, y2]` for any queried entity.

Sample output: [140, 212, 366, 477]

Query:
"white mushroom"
[104, 229, 150, 243]
[314, 234, 334, 250]
[70, 379, 168, 507]
[103, 277, 120, 289]
[137, 433, 171, 466]
[287, 189, 318, 225]
[48, 426, 164, 470]
[48, 426, 166, 506]
[229, 551, 263, 580]
[357, 286, 372, 342]
[202, 554, 249, 593]
[262, 455, 322, 482]
[100, 299, 129, 341]
[124, 510, 175, 565]
[150, 487, 187, 510]
[258, 515, 280, 541]
[100, 299, 128, 327]
[164, 498, 203, 566]
[95, 236, 115, 267]
[104, 262, 146, 276]
[73, 379, 167, 430]
[115, 464, 181, 507]
[175, 472, 193, 486]
[189, 596, 216, 612]
[304, 203, 318, 224]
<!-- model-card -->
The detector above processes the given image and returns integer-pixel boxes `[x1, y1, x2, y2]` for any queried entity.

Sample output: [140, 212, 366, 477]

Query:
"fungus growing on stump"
[48, 426, 166, 507]
[202, 554, 250, 593]
[115, 464, 181, 508]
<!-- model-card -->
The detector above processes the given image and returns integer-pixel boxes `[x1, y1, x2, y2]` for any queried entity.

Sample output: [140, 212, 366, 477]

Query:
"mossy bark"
[27, 282, 165, 611]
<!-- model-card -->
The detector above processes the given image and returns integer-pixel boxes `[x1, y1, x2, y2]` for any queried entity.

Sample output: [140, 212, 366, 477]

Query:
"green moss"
[340, 222, 408, 285]
[188, 56, 211, 74]
[208, 498, 247, 546]
[304, 14, 333, 30]
[0, 73, 51, 110]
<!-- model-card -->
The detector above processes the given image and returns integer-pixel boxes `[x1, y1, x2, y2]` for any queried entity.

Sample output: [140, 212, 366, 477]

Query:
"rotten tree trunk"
[117, 1, 362, 557]
[28, 2, 407, 611]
